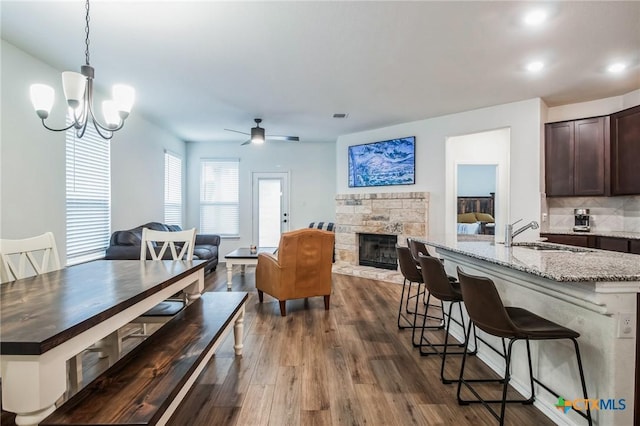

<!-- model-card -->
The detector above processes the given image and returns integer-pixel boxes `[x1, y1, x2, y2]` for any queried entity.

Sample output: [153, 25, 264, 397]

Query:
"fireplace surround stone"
[332, 192, 429, 284]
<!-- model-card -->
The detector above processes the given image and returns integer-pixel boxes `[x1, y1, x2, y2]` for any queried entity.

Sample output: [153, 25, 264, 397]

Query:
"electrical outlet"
[617, 313, 635, 338]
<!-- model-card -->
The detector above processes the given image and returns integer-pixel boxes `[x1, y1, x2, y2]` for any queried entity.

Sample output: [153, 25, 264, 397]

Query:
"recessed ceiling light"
[607, 63, 627, 73]
[523, 9, 547, 26]
[526, 61, 544, 72]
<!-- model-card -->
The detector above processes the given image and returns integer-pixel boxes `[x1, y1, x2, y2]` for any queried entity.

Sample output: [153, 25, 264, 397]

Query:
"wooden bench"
[41, 292, 248, 426]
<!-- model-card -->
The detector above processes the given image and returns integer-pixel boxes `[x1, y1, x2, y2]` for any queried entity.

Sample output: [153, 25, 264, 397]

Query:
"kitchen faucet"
[504, 219, 539, 247]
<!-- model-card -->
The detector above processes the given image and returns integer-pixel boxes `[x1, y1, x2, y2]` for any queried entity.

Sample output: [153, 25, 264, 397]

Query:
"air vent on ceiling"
[333, 113, 349, 118]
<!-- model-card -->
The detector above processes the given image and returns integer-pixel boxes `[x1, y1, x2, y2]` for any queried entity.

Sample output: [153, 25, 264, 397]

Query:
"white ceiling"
[2, 1, 639, 143]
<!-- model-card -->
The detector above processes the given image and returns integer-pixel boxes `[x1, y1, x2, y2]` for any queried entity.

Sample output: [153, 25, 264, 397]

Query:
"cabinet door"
[545, 122, 574, 196]
[598, 237, 629, 253]
[541, 233, 592, 247]
[574, 117, 609, 196]
[611, 105, 640, 195]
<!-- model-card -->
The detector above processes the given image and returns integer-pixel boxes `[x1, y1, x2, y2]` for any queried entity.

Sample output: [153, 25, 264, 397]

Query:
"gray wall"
[1, 39, 185, 264]
[457, 165, 496, 197]
[185, 140, 336, 257]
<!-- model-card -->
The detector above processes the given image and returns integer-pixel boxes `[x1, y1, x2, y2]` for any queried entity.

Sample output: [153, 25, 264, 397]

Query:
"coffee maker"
[573, 208, 590, 232]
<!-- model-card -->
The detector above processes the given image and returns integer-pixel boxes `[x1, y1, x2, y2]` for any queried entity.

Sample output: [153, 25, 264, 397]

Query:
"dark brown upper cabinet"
[545, 116, 610, 197]
[611, 105, 640, 195]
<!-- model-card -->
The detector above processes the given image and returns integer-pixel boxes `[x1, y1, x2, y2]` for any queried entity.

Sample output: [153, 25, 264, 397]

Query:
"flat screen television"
[348, 136, 415, 187]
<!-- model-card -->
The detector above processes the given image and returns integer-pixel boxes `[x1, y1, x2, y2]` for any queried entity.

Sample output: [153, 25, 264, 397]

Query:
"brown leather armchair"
[256, 228, 335, 316]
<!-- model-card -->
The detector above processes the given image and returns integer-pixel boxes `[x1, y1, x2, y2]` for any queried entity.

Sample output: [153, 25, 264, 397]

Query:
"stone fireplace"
[333, 192, 429, 284]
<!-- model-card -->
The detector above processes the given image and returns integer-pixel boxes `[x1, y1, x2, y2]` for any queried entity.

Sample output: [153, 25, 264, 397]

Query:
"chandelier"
[29, 0, 134, 140]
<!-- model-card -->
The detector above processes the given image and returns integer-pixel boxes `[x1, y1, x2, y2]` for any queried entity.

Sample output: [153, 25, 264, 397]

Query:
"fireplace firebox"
[358, 233, 398, 270]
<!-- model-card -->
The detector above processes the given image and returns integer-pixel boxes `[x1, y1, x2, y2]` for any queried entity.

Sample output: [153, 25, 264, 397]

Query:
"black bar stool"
[456, 267, 592, 426]
[417, 254, 478, 383]
[396, 246, 426, 338]
[406, 238, 445, 324]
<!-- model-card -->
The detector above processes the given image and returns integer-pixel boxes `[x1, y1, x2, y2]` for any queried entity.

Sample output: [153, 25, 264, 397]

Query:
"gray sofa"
[104, 222, 219, 272]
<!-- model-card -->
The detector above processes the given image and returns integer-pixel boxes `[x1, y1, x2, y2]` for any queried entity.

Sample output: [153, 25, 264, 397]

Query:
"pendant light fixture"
[30, 0, 134, 140]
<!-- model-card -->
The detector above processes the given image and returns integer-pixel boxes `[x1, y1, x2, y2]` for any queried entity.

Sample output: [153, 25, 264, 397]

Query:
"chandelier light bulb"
[102, 100, 121, 128]
[112, 84, 135, 117]
[30, 84, 55, 119]
[62, 71, 86, 109]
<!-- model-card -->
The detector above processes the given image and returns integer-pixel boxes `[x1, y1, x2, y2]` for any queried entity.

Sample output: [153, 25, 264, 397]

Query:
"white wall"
[185, 140, 336, 257]
[110, 116, 185, 232]
[337, 98, 544, 238]
[1, 40, 185, 263]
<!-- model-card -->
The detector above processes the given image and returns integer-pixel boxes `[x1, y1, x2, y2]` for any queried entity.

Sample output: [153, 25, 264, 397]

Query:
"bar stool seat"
[456, 267, 592, 426]
[506, 307, 580, 339]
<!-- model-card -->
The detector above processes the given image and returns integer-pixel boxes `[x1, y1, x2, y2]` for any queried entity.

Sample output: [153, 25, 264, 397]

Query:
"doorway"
[446, 128, 510, 242]
[252, 172, 290, 247]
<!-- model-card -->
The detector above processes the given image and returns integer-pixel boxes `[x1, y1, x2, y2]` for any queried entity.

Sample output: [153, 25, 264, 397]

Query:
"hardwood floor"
[1, 267, 556, 426]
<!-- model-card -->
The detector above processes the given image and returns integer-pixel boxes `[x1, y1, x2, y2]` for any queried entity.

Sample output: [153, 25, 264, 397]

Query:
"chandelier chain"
[84, 0, 90, 66]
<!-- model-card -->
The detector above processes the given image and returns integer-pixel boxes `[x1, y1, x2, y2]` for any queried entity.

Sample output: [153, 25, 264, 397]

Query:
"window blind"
[66, 122, 111, 264]
[164, 151, 183, 226]
[200, 159, 239, 237]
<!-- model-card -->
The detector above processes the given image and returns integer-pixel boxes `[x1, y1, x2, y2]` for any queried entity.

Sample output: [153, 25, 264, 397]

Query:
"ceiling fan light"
[62, 71, 86, 109]
[251, 126, 265, 144]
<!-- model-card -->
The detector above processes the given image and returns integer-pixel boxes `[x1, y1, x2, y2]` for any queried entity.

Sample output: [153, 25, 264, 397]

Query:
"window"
[164, 151, 182, 226]
[200, 159, 239, 237]
[66, 122, 111, 265]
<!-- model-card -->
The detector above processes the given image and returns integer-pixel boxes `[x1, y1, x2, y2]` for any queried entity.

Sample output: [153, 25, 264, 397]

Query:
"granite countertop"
[422, 237, 640, 283]
[543, 229, 640, 240]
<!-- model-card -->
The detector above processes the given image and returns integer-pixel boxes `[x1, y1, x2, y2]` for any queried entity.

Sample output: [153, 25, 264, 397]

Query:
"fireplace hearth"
[358, 233, 398, 270]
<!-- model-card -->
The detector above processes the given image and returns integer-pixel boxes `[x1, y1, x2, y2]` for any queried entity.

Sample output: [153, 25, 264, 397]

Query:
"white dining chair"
[0, 232, 90, 392]
[0, 232, 60, 283]
[126, 227, 197, 337]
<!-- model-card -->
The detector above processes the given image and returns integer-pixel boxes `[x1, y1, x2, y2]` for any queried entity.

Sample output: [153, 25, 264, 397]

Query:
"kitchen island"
[421, 236, 640, 426]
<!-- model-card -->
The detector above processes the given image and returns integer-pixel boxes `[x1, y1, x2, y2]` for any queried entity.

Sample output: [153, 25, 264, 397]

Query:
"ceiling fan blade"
[267, 135, 300, 142]
[225, 128, 250, 135]
[240, 139, 251, 146]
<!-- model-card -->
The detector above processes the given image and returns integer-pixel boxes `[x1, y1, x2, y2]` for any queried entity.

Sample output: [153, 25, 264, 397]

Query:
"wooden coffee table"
[224, 247, 277, 290]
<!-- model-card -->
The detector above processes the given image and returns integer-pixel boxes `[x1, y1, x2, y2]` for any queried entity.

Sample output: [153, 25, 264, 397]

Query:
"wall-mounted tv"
[348, 136, 415, 188]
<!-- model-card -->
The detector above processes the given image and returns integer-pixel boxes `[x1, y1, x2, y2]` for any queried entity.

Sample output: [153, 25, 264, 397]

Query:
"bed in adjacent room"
[457, 193, 495, 236]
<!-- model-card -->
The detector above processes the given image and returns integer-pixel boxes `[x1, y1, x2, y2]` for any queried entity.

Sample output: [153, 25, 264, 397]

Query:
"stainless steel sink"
[511, 242, 592, 252]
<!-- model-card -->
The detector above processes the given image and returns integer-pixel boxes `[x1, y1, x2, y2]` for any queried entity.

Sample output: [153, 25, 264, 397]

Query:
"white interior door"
[252, 172, 289, 247]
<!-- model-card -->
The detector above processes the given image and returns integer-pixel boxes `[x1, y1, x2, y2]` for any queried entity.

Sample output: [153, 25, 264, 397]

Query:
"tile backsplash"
[545, 196, 640, 232]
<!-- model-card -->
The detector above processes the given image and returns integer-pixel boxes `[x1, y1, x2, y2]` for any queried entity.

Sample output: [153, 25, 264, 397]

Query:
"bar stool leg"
[572, 338, 593, 426]
[397, 278, 411, 329]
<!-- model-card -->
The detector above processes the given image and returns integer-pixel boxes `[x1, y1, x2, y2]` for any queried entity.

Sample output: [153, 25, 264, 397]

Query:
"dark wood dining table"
[0, 259, 207, 426]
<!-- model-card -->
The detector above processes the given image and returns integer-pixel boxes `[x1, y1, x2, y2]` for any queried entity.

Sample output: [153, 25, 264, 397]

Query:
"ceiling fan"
[225, 118, 300, 145]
